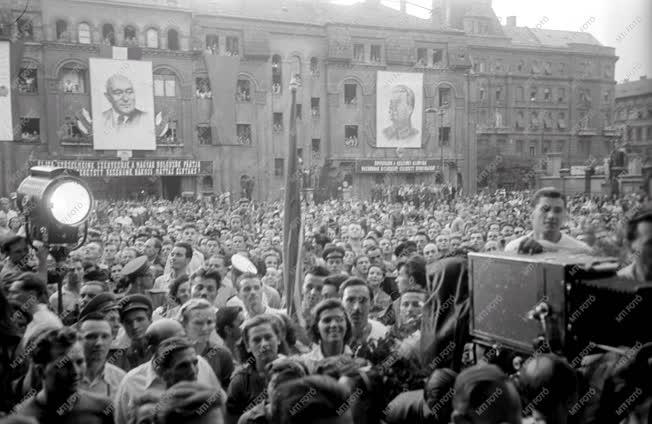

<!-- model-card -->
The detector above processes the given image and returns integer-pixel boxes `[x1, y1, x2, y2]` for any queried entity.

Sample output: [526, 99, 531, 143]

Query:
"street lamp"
[425, 107, 446, 183]
[17, 166, 93, 248]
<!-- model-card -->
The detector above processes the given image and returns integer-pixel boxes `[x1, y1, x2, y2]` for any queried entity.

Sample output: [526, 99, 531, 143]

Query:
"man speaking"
[102, 74, 147, 132]
[382, 85, 419, 143]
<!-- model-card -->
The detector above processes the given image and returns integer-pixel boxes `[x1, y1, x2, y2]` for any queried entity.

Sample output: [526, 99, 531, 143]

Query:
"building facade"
[0, 0, 618, 199]
[614, 76, 652, 171]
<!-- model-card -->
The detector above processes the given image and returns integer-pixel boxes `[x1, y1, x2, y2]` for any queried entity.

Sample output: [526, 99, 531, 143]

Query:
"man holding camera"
[505, 188, 591, 255]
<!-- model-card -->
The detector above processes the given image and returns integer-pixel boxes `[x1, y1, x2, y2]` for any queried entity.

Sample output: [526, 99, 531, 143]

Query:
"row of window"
[472, 57, 613, 79]
[477, 86, 611, 104]
[480, 138, 603, 157]
[626, 126, 652, 142]
[16, 18, 181, 50]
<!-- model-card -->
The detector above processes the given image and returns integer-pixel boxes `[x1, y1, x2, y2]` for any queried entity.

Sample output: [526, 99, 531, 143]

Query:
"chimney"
[400, 0, 406, 13]
[506, 16, 516, 27]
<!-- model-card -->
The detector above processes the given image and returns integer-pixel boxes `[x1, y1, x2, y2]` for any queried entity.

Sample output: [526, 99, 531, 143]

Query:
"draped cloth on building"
[203, 52, 239, 145]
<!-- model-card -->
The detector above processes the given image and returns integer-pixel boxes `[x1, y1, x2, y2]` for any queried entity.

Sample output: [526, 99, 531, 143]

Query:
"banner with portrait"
[376, 71, 423, 149]
[89, 58, 155, 150]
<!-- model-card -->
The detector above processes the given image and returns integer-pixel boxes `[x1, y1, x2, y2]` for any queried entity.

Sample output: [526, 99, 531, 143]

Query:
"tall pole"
[284, 74, 302, 318]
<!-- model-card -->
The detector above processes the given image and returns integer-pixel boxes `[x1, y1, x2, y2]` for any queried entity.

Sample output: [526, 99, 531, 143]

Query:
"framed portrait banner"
[89, 58, 155, 150]
[376, 71, 423, 149]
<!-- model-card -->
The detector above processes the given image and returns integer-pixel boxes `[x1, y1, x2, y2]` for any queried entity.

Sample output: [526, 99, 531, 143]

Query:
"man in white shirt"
[505, 188, 591, 255]
[113, 319, 221, 424]
[340, 277, 388, 349]
[231, 273, 286, 320]
[154, 242, 192, 291]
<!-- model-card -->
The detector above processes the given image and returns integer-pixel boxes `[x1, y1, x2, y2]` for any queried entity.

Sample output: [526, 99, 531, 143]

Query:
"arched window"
[272, 54, 282, 94]
[102, 24, 115, 45]
[59, 64, 87, 94]
[56, 20, 68, 41]
[78, 23, 91, 44]
[167, 29, 179, 50]
[124, 26, 137, 46]
[146, 28, 158, 48]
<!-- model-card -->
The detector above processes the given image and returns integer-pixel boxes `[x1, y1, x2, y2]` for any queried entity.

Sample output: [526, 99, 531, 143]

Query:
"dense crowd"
[0, 184, 651, 424]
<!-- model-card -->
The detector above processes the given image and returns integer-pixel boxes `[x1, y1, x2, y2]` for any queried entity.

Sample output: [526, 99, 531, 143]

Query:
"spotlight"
[17, 167, 93, 247]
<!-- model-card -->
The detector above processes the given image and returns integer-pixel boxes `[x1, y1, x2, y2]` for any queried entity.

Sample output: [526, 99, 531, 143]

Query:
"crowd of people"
[0, 184, 651, 424]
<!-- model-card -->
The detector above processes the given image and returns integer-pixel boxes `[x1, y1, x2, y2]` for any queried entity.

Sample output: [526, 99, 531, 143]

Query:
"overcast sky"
[329, 0, 651, 82]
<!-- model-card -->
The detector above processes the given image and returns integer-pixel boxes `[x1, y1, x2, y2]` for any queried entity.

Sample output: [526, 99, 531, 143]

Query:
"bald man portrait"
[102, 74, 147, 133]
[382, 84, 419, 142]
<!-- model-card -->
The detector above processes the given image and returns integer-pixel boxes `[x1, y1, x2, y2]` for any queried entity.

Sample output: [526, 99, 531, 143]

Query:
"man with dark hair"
[154, 242, 193, 291]
[114, 319, 221, 424]
[156, 381, 224, 424]
[78, 312, 126, 397]
[270, 375, 354, 424]
[215, 306, 245, 359]
[301, 265, 330, 322]
[339, 277, 388, 348]
[379, 256, 427, 326]
[505, 188, 591, 254]
[152, 336, 198, 388]
[451, 364, 522, 424]
[190, 268, 222, 305]
[619, 205, 652, 281]
[14, 327, 114, 423]
[9, 272, 62, 345]
[322, 274, 348, 299]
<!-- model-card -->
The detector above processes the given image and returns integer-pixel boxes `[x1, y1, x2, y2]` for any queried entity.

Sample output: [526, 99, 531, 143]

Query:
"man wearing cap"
[118, 256, 154, 296]
[323, 245, 345, 275]
[113, 319, 222, 424]
[110, 294, 154, 372]
[79, 292, 123, 343]
[618, 205, 652, 282]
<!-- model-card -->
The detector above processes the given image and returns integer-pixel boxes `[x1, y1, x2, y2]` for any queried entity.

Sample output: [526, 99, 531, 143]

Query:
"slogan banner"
[356, 159, 441, 173]
[0, 41, 12, 140]
[31, 160, 213, 177]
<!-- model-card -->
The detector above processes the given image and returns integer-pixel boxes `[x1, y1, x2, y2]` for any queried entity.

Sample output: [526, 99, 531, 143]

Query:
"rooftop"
[502, 25, 603, 48]
[616, 77, 652, 98]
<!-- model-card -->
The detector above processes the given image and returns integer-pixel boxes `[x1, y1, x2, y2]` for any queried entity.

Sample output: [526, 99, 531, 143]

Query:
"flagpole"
[283, 74, 302, 317]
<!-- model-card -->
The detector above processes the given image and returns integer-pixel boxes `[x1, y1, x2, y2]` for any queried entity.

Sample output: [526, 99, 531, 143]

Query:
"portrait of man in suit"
[382, 84, 419, 142]
[102, 74, 147, 132]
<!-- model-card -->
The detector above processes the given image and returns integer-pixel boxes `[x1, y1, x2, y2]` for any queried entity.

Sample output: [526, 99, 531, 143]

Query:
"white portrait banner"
[376, 71, 423, 149]
[89, 58, 155, 150]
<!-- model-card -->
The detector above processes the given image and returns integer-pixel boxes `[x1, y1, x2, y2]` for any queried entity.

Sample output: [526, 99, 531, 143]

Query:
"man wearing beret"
[109, 294, 153, 372]
[322, 245, 345, 275]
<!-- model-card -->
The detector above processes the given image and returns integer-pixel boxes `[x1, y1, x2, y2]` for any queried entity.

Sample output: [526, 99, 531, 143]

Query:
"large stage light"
[17, 167, 93, 247]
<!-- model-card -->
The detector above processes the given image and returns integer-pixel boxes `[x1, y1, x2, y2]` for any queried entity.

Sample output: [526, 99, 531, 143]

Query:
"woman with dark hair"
[152, 274, 190, 320]
[0, 288, 22, 413]
[300, 299, 353, 373]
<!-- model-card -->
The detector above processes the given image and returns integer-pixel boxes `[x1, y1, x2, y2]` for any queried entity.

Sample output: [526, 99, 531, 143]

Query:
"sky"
[329, 0, 651, 83]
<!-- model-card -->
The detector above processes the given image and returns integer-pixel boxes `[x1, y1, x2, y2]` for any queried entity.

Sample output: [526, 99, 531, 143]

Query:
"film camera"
[468, 252, 652, 359]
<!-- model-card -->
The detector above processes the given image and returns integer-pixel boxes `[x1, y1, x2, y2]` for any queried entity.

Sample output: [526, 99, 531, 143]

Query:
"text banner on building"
[356, 160, 441, 173]
[0, 41, 13, 140]
[31, 160, 213, 177]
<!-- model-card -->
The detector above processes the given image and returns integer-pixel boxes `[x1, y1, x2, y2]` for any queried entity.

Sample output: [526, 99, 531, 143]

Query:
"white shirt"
[113, 355, 221, 424]
[504, 232, 591, 254]
[368, 319, 390, 342]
